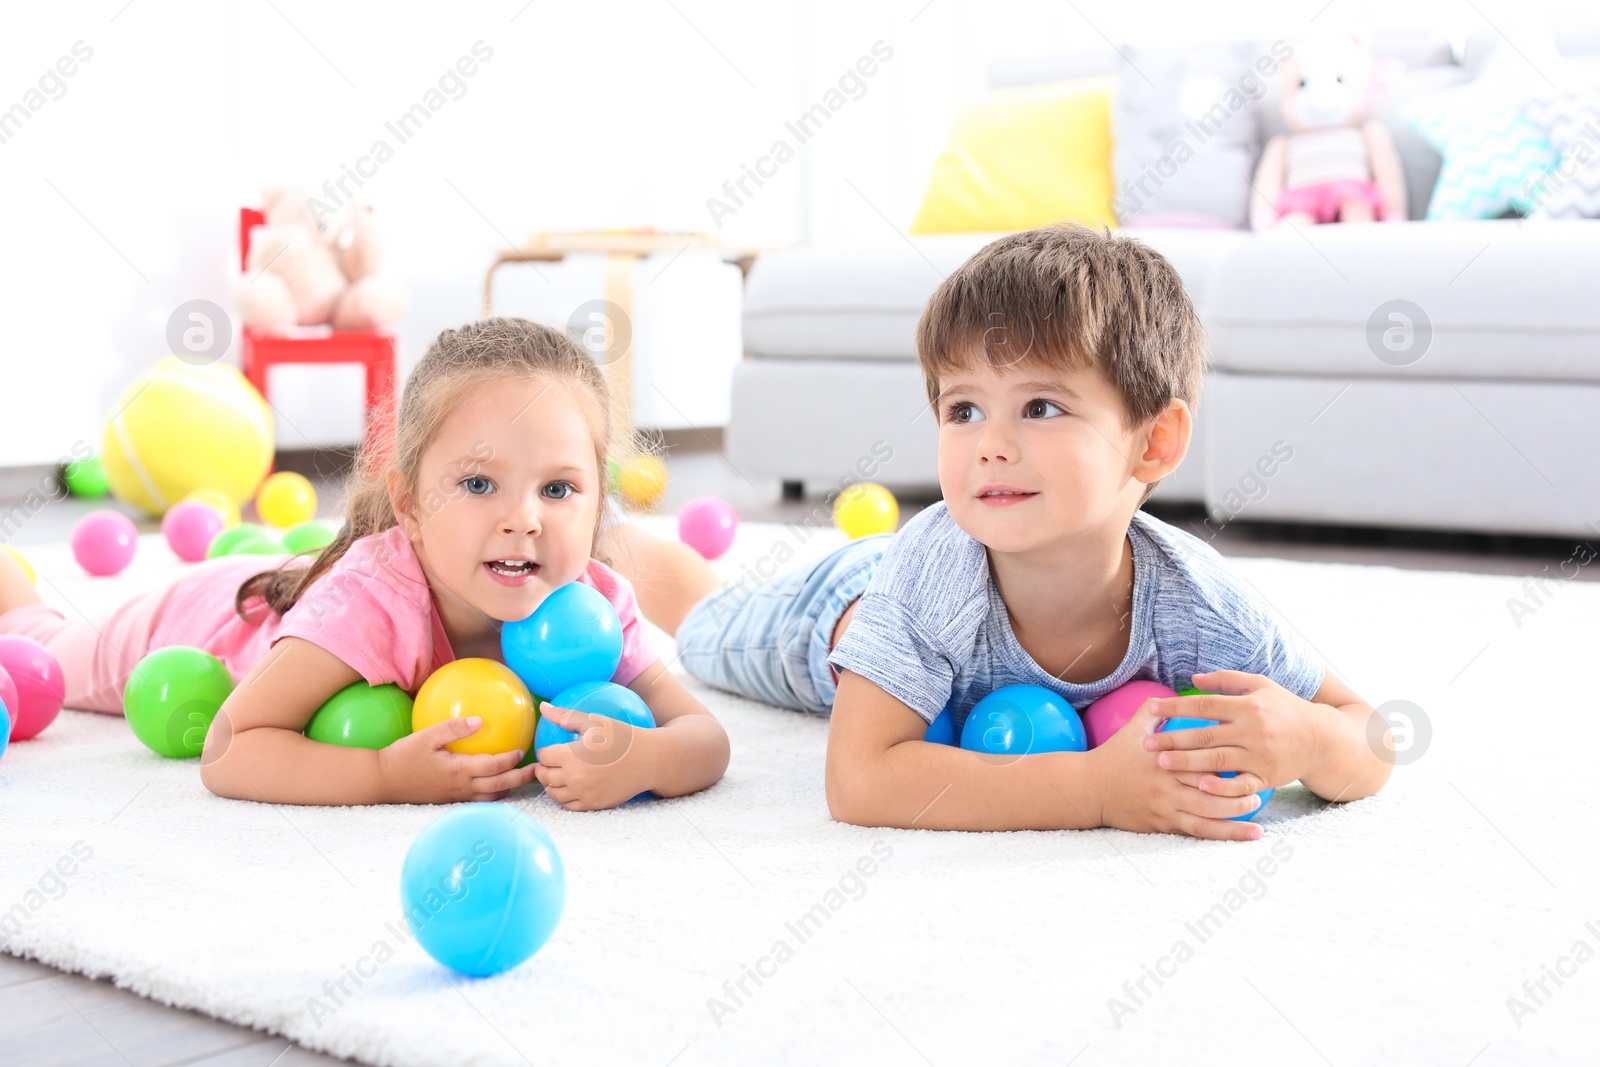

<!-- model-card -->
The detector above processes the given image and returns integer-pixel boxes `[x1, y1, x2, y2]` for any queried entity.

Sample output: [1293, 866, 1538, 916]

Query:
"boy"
[607, 224, 1391, 842]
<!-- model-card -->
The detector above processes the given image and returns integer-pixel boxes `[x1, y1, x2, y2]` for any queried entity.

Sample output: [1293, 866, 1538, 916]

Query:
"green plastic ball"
[207, 523, 282, 559]
[281, 520, 336, 555]
[605, 456, 621, 494]
[123, 645, 235, 758]
[305, 681, 413, 749]
[517, 694, 545, 768]
[62, 456, 110, 498]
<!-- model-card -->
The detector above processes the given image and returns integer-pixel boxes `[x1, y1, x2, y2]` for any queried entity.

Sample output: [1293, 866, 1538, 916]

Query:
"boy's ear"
[1133, 399, 1192, 485]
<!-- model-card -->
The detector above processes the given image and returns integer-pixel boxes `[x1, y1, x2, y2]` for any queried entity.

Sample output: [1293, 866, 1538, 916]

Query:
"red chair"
[237, 207, 398, 465]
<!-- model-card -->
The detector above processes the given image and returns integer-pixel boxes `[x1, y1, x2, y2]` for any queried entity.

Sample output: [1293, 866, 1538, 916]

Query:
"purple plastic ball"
[677, 496, 739, 560]
[162, 500, 225, 563]
[70, 509, 137, 576]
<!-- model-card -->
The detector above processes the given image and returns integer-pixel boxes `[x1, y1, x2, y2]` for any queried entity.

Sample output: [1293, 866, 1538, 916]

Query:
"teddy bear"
[234, 187, 408, 330]
[1251, 34, 1408, 229]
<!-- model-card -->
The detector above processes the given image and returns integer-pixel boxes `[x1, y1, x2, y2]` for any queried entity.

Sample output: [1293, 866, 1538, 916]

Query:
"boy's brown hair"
[915, 224, 1207, 503]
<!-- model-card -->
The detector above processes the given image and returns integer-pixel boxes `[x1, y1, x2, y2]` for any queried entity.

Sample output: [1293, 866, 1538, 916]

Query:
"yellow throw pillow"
[910, 77, 1117, 234]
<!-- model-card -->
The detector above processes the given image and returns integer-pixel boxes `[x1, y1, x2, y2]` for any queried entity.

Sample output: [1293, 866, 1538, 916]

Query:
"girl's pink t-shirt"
[164, 524, 657, 694]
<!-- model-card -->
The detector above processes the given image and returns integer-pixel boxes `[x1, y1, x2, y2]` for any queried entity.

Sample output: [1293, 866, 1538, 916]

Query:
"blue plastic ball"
[924, 702, 957, 745]
[400, 803, 565, 977]
[1158, 715, 1274, 821]
[533, 680, 655, 752]
[0, 697, 10, 763]
[958, 684, 1087, 755]
[502, 582, 624, 700]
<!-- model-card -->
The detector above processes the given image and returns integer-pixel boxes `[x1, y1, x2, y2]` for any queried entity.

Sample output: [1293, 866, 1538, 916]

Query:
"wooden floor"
[1, 436, 1593, 1067]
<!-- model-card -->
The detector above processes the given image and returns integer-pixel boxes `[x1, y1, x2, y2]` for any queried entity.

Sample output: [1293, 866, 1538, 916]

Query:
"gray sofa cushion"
[743, 229, 1249, 361]
[1207, 219, 1600, 380]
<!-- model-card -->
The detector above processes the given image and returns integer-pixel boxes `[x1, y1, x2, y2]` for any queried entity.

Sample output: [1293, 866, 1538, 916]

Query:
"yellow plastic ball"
[1, 544, 35, 584]
[181, 487, 241, 528]
[833, 482, 899, 539]
[617, 454, 668, 509]
[411, 658, 537, 757]
[101, 356, 273, 518]
[256, 471, 317, 529]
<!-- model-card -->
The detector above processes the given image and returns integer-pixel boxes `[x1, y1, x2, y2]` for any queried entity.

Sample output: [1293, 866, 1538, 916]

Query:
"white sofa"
[727, 36, 1600, 539]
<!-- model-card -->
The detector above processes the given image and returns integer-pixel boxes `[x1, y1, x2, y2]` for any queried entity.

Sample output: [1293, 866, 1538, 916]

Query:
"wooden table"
[482, 232, 762, 437]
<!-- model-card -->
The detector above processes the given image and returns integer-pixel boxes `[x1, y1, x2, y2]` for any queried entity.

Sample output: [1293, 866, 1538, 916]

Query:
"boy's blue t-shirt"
[826, 501, 1326, 731]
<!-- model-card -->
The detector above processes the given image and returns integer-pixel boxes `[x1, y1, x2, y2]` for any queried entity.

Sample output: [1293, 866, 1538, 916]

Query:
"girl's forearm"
[1300, 702, 1392, 803]
[640, 714, 729, 798]
[202, 727, 386, 806]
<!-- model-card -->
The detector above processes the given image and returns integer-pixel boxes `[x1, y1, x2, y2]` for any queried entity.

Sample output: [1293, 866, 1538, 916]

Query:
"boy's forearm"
[829, 741, 1104, 831]
[202, 727, 386, 806]
[641, 715, 729, 798]
[1300, 701, 1391, 803]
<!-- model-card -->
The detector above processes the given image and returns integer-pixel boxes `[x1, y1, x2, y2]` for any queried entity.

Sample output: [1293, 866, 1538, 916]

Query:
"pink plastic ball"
[1083, 680, 1177, 749]
[71, 509, 137, 576]
[677, 496, 739, 560]
[0, 664, 17, 738]
[162, 500, 225, 563]
[0, 636, 66, 740]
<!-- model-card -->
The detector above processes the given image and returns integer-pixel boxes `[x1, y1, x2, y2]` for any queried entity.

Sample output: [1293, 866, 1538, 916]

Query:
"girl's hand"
[1094, 700, 1265, 841]
[532, 703, 656, 811]
[377, 717, 539, 804]
[1142, 671, 1321, 796]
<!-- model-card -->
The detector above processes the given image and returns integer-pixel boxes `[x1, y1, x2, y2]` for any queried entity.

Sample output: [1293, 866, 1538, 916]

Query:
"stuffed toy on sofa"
[234, 187, 408, 330]
[1252, 34, 1408, 229]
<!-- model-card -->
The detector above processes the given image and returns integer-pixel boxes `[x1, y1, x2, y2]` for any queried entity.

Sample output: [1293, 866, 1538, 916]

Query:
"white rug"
[3, 519, 1599, 1066]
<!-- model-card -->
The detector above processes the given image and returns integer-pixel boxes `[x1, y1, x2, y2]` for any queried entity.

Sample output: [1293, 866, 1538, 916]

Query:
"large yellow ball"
[617, 454, 668, 509]
[1, 544, 35, 584]
[412, 658, 537, 757]
[256, 471, 317, 529]
[834, 482, 899, 539]
[181, 487, 241, 528]
[101, 356, 273, 517]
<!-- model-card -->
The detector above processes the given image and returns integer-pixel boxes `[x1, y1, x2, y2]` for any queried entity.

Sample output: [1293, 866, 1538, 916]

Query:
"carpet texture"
[2, 519, 1597, 1066]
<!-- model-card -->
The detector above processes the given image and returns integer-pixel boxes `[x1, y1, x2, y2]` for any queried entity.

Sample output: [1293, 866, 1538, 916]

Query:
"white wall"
[0, 0, 1589, 464]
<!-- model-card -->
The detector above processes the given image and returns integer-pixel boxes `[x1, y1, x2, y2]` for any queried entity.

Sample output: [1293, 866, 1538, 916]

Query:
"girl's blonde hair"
[237, 316, 625, 617]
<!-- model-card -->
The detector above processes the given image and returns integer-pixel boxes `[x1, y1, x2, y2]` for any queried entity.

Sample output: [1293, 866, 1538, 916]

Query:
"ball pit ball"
[281, 520, 337, 555]
[533, 679, 655, 754]
[0, 636, 65, 741]
[501, 582, 623, 700]
[401, 802, 565, 977]
[924, 703, 958, 746]
[1159, 707, 1274, 822]
[412, 658, 536, 757]
[605, 455, 622, 494]
[61, 455, 110, 498]
[1, 544, 34, 584]
[206, 523, 283, 559]
[0, 700, 9, 762]
[959, 684, 1086, 756]
[0, 665, 17, 748]
[305, 681, 414, 750]
[100, 356, 273, 518]
[256, 471, 317, 529]
[162, 500, 226, 562]
[182, 487, 241, 528]
[833, 482, 899, 539]
[71, 510, 138, 576]
[616, 454, 668, 509]
[122, 645, 235, 758]
[1084, 680, 1179, 749]
[677, 496, 738, 560]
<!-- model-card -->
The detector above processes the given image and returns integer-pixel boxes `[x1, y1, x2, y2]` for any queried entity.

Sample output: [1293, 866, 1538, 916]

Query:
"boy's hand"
[532, 704, 655, 811]
[1142, 670, 1321, 796]
[1094, 700, 1266, 841]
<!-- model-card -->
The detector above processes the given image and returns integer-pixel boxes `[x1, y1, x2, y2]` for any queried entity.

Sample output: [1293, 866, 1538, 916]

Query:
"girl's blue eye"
[462, 475, 493, 495]
[946, 401, 985, 424]
[1024, 399, 1065, 419]
[542, 482, 575, 500]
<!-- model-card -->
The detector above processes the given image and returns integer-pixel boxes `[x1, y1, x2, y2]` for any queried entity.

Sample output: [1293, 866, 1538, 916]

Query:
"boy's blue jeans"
[676, 534, 891, 714]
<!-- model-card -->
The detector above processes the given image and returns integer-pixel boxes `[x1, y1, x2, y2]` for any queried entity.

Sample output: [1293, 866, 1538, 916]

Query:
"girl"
[0, 317, 729, 809]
